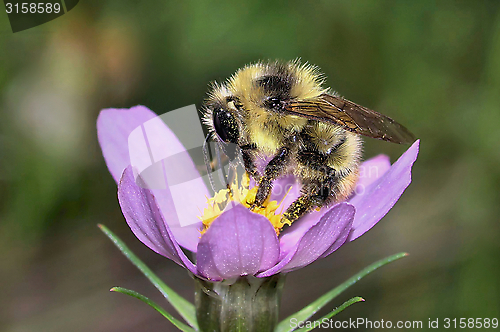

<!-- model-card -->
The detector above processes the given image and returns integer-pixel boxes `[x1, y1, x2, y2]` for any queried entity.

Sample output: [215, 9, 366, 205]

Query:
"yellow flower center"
[198, 174, 290, 235]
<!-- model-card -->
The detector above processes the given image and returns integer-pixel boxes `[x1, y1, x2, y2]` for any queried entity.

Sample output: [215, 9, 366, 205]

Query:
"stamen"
[199, 173, 289, 235]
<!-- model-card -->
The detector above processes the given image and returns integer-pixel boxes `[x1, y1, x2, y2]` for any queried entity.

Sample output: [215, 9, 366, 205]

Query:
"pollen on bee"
[198, 173, 290, 236]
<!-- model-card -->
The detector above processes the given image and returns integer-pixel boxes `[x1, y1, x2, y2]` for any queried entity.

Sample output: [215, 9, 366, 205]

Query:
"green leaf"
[99, 224, 198, 330]
[275, 252, 408, 332]
[111, 287, 197, 332]
[294, 297, 365, 331]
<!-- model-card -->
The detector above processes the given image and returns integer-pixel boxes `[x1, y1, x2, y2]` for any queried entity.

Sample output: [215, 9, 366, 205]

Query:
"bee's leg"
[240, 143, 261, 182]
[282, 193, 316, 225]
[283, 166, 338, 224]
[253, 146, 291, 208]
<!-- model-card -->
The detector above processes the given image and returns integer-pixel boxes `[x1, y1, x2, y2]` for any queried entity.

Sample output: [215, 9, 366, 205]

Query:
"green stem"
[195, 275, 285, 332]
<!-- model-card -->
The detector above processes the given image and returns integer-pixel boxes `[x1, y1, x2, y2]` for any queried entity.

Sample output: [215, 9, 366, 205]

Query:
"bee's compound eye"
[213, 108, 239, 143]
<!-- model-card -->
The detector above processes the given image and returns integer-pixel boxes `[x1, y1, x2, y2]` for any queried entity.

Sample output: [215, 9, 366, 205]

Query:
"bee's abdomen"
[293, 121, 362, 201]
[303, 122, 362, 172]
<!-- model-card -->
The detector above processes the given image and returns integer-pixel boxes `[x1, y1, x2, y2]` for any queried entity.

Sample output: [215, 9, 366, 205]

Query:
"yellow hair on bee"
[287, 60, 329, 100]
[335, 169, 359, 200]
[331, 132, 362, 173]
[227, 62, 265, 103]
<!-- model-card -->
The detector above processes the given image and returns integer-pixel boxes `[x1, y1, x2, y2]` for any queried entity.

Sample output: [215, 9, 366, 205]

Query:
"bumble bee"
[202, 60, 415, 224]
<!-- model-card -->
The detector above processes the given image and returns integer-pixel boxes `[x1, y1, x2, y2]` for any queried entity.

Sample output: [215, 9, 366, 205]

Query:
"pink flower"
[98, 106, 419, 281]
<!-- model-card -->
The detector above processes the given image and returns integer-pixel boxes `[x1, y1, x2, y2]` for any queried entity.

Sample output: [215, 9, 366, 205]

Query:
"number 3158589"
[444, 318, 498, 329]
[5, 3, 62, 14]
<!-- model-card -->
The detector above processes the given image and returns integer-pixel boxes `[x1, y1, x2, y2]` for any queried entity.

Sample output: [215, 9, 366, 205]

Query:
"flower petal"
[196, 204, 280, 281]
[258, 203, 355, 277]
[97, 106, 157, 183]
[277, 209, 324, 258]
[347, 140, 419, 241]
[118, 166, 196, 274]
[97, 106, 208, 252]
[356, 154, 391, 190]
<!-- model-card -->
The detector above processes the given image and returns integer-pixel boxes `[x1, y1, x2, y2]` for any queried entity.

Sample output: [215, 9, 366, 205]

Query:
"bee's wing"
[285, 93, 416, 144]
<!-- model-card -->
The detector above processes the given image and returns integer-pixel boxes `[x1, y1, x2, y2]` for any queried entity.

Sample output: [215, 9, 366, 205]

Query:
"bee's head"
[202, 84, 241, 144]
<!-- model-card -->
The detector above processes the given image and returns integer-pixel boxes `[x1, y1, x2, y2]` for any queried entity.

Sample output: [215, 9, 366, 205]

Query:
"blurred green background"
[1, 1, 500, 331]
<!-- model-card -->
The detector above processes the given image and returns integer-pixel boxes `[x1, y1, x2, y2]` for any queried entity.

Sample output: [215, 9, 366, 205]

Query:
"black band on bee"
[258, 73, 293, 111]
[212, 108, 239, 144]
[258, 75, 292, 95]
[297, 150, 327, 166]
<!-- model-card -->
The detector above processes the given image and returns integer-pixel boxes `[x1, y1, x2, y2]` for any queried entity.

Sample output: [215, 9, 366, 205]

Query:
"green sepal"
[111, 287, 197, 332]
[293, 297, 365, 331]
[275, 252, 408, 332]
[99, 224, 198, 330]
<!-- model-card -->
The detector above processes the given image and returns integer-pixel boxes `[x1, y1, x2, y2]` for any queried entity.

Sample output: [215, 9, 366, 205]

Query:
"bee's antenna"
[214, 141, 230, 189]
[203, 133, 216, 193]
[203, 134, 233, 195]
